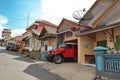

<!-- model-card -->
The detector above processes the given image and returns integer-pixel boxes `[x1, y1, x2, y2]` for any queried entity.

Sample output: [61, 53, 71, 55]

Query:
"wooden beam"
[111, 28, 114, 42]
[106, 30, 112, 37]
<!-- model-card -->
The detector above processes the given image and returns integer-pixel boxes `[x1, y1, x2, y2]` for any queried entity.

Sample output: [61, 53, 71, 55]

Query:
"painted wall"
[64, 32, 78, 42]
[78, 27, 120, 64]
[34, 38, 40, 51]
[96, 32, 106, 41]
[106, 29, 114, 48]
[114, 27, 120, 40]
[41, 38, 56, 52]
[29, 36, 34, 51]
[51, 38, 56, 47]
[78, 36, 94, 63]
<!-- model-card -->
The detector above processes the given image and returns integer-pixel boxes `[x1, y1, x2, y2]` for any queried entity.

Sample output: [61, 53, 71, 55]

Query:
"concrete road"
[0, 47, 64, 80]
[37, 62, 96, 80]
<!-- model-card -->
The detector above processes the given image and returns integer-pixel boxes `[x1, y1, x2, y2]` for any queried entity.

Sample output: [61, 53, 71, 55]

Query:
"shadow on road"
[14, 56, 34, 63]
[0, 47, 34, 63]
[23, 64, 65, 80]
[0, 47, 19, 56]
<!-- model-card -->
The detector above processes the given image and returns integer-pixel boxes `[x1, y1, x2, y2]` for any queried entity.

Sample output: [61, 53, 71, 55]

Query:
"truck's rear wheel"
[54, 55, 63, 64]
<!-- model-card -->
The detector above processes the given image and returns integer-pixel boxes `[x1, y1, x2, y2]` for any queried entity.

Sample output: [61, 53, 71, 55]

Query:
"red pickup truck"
[46, 43, 77, 64]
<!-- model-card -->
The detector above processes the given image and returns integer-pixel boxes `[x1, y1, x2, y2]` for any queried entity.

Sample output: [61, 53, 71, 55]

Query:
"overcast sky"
[0, 0, 96, 38]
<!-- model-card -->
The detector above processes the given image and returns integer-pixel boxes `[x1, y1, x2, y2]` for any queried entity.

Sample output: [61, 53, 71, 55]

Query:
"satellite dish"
[73, 8, 94, 21]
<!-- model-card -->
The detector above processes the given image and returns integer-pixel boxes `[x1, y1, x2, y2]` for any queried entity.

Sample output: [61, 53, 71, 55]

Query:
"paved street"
[0, 47, 64, 80]
[0, 47, 96, 80]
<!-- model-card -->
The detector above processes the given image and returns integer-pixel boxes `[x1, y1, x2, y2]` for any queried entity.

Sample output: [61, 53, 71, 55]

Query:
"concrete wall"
[78, 36, 94, 63]
[48, 38, 55, 47]
[114, 27, 120, 40]
[40, 38, 56, 52]
[78, 27, 120, 64]
[106, 29, 114, 48]
[34, 38, 40, 51]
[64, 33, 78, 42]
[29, 36, 34, 51]
[96, 32, 106, 41]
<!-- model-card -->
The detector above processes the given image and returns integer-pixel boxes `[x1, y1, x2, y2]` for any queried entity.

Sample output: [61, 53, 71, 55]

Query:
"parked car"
[6, 41, 19, 51]
[46, 43, 78, 64]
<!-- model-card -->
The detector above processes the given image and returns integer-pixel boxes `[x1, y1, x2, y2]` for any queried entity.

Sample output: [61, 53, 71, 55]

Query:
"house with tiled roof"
[39, 21, 57, 52]
[75, 0, 120, 64]
[56, 18, 79, 62]
[22, 20, 57, 53]
[57, 18, 79, 46]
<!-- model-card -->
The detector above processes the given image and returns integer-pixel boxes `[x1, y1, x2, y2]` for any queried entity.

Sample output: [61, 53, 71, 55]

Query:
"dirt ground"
[36, 61, 96, 80]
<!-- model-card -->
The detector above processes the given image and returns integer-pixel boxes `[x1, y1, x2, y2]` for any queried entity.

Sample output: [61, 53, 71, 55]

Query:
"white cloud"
[0, 15, 25, 38]
[11, 29, 25, 37]
[0, 15, 8, 25]
[41, 0, 96, 25]
[0, 15, 8, 39]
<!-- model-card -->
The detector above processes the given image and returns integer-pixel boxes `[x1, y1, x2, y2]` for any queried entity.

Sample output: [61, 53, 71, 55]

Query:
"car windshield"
[59, 44, 66, 49]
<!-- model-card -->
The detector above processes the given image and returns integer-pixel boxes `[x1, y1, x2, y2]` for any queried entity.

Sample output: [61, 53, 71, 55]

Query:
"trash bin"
[93, 46, 108, 76]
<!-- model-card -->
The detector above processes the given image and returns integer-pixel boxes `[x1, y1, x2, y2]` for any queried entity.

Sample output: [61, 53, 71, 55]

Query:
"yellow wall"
[106, 29, 114, 48]
[49, 38, 56, 47]
[64, 33, 77, 41]
[114, 27, 120, 36]
[96, 32, 106, 41]
[78, 35, 94, 63]
[114, 27, 120, 40]
[34, 38, 40, 51]
[78, 27, 120, 64]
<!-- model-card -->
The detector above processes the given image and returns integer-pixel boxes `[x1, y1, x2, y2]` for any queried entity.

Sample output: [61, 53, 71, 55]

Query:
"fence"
[95, 53, 120, 80]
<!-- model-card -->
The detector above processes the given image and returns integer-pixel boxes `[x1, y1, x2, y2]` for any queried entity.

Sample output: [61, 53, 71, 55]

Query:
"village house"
[22, 20, 57, 53]
[22, 20, 44, 52]
[57, 0, 120, 64]
[2, 28, 12, 45]
[75, 0, 120, 64]
[56, 18, 79, 62]
[20, 0, 120, 64]
[22, 31, 30, 51]
[39, 22, 57, 52]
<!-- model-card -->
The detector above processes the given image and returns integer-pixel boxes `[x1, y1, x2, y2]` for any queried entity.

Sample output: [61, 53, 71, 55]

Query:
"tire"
[54, 55, 63, 64]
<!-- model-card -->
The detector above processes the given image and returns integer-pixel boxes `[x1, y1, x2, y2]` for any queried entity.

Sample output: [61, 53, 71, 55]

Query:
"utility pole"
[26, 13, 30, 28]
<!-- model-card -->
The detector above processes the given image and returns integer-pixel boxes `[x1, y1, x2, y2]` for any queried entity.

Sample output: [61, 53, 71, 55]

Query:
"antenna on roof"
[72, 8, 94, 21]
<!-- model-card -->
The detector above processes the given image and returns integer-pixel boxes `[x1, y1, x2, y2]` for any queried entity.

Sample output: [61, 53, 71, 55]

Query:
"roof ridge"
[63, 18, 78, 25]
[36, 20, 57, 27]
